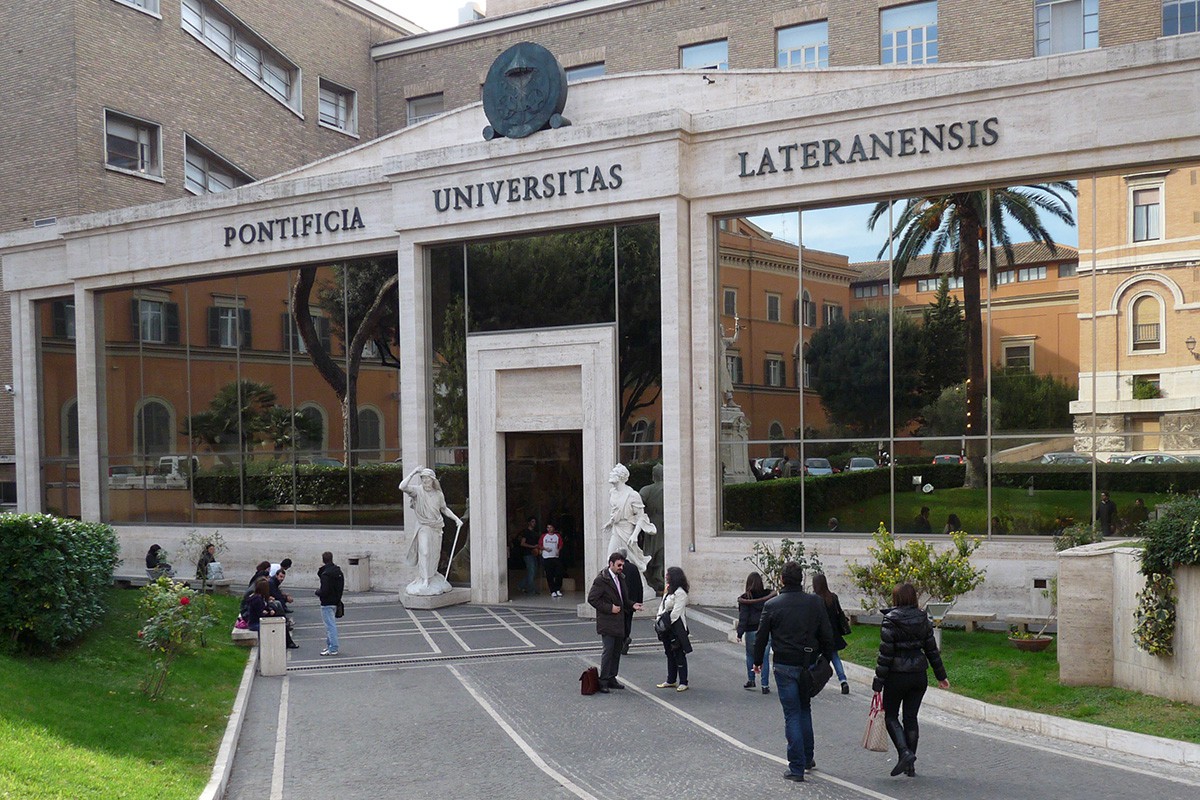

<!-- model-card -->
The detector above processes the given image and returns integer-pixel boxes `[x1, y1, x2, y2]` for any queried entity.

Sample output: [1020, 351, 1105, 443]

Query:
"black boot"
[286, 633, 299, 649]
[885, 719, 915, 777]
[904, 730, 919, 776]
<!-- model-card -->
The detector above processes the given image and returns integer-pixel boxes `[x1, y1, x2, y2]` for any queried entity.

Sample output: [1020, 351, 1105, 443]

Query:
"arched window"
[297, 404, 326, 452]
[801, 290, 816, 327]
[1131, 293, 1162, 351]
[135, 399, 173, 455]
[357, 407, 382, 461]
[769, 421, 785, 458]
[629, 418, 650, 462]
[62, 399, 79, 457]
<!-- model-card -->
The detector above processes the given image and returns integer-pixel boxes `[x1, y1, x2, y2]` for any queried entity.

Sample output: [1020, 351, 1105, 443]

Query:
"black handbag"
[839, 612, 852, 636]
[808, 654, 834, 697]
[335, 601, 345, 619]
[654, 610, 672, 637]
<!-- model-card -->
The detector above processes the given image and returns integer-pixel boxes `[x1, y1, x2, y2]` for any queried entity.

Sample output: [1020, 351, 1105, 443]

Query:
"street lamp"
[1187, 336, 1198, 360]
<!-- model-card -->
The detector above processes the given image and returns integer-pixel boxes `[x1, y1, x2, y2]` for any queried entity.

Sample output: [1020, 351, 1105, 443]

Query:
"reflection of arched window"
[62, 399, 79, 457]
[630, 418, 649, 462]
[801, 290, 816, 327]
[136, 399, 173, 455]
[297, 404, 325, 452]
[1131, 293, 1162, 351]
[357, 407, 382, 461]
[769, 421, 784, 458]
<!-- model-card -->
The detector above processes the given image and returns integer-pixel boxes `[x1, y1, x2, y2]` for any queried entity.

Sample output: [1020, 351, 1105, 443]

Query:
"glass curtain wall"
[718, 165, 1200, 539]
[37, 297, 80, 516]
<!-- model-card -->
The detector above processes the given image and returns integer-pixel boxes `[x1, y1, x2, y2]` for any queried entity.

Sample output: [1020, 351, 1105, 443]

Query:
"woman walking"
[656, 566, 692, 692]
[872, 583, 950, 777]
[735, 571, 776, 694]
[811, 573, 851, 695]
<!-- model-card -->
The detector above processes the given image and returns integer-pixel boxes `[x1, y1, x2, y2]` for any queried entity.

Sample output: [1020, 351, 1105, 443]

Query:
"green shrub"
[192, 463, 470, 508]
[0, 514, 120, 652]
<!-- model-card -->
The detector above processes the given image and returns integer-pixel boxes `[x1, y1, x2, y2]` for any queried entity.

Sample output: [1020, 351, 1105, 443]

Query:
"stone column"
[1057, 544, 1114, 686]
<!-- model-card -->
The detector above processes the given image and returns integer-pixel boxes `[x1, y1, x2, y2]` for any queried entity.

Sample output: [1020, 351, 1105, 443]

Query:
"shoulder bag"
[862, 691, 889, 751]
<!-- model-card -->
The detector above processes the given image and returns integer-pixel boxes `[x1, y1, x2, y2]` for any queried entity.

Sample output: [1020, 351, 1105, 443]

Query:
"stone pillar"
[1057, 544, 1114, 686]
[258, 617, 287, 677]
[720, 405, 752, 485]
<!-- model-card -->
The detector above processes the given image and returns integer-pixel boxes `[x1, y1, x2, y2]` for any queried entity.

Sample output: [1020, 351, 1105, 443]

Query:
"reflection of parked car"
[1107, 454, 1132, 464]
[804, 457, 834, 476]
[756, 457, 783, 480]
[846, 457, 878, 472]
[1038, 452, 1093, 465]
[932, 454, 964, 465]
[298, 456, 344, 467]
[156, 455, 199, 478]
[1182, 455, 1200, 463]
[1125, 453, 1183, 465]
[108, 465, 138, 478]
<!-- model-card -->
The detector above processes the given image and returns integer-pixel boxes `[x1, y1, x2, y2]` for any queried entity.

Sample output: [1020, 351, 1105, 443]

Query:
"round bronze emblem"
[482, 42, 568, 140]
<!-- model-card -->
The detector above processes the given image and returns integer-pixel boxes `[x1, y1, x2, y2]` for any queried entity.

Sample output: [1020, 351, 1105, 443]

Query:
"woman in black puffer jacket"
[871, 583, 950, 778]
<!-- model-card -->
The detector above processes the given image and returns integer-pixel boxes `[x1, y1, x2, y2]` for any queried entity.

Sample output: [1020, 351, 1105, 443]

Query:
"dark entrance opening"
[505, 431, 584, 598]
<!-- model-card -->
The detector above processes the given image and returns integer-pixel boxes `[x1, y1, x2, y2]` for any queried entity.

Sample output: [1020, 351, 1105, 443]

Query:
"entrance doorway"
[505, 431, 584, 596]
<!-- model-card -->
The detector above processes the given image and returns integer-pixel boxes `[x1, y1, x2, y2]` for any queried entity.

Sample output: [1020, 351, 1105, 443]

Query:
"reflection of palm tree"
[868, 185, 1076, 487]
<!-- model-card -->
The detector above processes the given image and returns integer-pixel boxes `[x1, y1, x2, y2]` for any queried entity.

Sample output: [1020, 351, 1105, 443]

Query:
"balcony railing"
[1133, 323, 1160, 350]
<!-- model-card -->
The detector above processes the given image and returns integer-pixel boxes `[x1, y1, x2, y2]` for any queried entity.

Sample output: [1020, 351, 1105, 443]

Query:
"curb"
[199, 646, 258, 800]
[688, 609, 1200, 769]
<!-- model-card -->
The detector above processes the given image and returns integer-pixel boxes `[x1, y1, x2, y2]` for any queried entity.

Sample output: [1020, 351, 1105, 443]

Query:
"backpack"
[580, 667, 600, 695]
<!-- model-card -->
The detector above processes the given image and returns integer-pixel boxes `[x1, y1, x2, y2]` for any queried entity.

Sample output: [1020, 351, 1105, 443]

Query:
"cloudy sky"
[380, 0, 471, 31]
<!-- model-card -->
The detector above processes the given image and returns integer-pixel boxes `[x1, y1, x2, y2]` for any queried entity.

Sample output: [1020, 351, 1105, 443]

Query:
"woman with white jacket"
[656, 566, 692, 692]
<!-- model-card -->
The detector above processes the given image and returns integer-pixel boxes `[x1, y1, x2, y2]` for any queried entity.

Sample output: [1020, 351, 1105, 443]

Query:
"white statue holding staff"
[603, 463, 656, 575]
[399, 466, 463, 596]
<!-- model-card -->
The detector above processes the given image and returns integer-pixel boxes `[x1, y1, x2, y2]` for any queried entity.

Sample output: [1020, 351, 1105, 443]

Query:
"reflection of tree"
[869, 185, 1075, 487]
[292, 258, 399, 463]
[433, 295, 467, 447]
[920, 278, 966, 408]
[616, 224, 663, 430]
[185, 380, 274, 466]
[261, 406, 323, 455]
[805, 310, 922, 435]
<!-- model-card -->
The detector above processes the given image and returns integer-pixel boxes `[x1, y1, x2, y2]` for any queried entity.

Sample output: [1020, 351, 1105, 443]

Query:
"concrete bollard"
[346, 553, 371, 593]
[259, 617, 287, 676]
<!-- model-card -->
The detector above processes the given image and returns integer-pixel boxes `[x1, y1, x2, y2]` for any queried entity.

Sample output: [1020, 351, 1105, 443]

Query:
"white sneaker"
[320, 649, 338, 656]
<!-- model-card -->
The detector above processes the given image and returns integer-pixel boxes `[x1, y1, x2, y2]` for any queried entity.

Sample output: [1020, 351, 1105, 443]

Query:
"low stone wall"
[1058, 544, 1199, 704]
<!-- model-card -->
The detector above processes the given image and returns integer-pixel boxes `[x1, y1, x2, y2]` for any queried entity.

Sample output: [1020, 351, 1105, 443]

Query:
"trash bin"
[346, 553, 371, 593]
[259, 617, 287, 676]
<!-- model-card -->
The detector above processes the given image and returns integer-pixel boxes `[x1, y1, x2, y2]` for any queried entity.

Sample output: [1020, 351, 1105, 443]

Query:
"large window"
[881, 1, 938, 65]
[136, 400, 174, 456]
[777, 22, 828, 69]
[1132, 186, 1162, 242]
[185, 137, 251, 195]
[181, 0, 300, 111]
[1164, 1, 1199, 36]
[407, 94, 444, 126]
[319, 79, 358, 136]
[680, 40, 728, 70]
[1131, 294, 1162, 351]
[1035, 0, 1099, 56]
[105, 111, 161, 177]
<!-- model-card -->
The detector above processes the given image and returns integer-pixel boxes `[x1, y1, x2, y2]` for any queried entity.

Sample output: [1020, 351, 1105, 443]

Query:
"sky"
[379, 0, 471, 31]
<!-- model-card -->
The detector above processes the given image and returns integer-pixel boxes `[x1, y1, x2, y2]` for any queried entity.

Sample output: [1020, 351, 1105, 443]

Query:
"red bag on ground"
[580, 667, 600, 695]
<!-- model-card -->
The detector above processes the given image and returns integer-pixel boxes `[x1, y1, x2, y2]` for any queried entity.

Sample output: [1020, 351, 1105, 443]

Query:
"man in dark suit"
[620, 549, 644, 655]
[587, 552, 642, 692]
[754, 561, 835, 783]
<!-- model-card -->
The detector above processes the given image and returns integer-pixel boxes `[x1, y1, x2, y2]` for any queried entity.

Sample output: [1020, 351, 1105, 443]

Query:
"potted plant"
[1008, 577, 1056, 652]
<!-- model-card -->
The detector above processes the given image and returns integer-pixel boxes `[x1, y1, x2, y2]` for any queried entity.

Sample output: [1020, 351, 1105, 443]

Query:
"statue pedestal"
[401, 587, 471, 609]
[720, 404, 753, 485]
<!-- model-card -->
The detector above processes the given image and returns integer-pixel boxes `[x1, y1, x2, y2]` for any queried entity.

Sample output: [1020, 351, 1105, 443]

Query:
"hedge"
[0, 514, 120, 652]
[192, 463, 469, 508]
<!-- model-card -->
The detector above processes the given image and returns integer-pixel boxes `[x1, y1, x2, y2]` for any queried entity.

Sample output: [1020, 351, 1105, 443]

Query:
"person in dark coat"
[244, 577, 275, 633]
[145, 544, 174, 578]
[736, 571, 776, 693]
[621, 548, 645, 655]
[1096, 491, 1118, 536]
[872, 583, 950, 778]
[316, 551, 345, 657]
[811, 572, 851, 694]
[753, 562, 835, 783]
[587, 552, 641, 692]
[911, 507, 932, 534]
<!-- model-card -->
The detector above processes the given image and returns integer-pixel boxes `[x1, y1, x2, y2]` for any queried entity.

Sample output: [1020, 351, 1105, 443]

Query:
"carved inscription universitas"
[738, 117, 1000, 178]
[433, 164, 623, 212]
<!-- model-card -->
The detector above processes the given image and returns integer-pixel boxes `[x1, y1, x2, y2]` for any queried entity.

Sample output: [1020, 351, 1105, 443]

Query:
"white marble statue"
[399, 466, 463, 596]
[603, 463, 655, 574]
[720, 314, 741, 407]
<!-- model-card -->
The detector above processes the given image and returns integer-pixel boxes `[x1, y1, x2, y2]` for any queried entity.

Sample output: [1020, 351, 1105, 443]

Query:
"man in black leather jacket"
[753, 562, 834, 783]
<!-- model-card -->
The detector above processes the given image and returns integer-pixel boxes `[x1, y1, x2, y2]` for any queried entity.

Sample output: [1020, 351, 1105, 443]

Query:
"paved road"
[223, 599, 1200, 800]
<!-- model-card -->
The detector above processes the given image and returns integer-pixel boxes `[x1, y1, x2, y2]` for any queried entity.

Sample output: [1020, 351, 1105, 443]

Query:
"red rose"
[137, 630, 144, 638]
[180, 596, 190, 605]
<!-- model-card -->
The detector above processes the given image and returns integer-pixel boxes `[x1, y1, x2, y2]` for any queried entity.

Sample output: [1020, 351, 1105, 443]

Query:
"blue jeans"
[773, 664, 814, 778]
[831, 651, 847, 683]
[744, 631, 770, 687]
[521, 554, 539, 593]
[320, 604, 339, 653]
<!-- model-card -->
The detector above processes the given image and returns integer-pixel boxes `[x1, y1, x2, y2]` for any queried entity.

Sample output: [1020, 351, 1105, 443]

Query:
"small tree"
[745, 539, 823, 591]
[847, 524, 986, 612]
[181, 529, 228, 593]
[137, 577, 217, 700]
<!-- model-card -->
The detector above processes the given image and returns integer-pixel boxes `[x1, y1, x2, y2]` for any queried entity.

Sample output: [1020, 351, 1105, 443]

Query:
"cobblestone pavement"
[223, 600, 1200, 800]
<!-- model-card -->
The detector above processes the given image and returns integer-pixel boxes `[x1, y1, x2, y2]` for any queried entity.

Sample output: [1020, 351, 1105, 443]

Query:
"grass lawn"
[840, 626, 1200, 744]
[828, 487, 1171, 535]
[0, 588, 247, 800]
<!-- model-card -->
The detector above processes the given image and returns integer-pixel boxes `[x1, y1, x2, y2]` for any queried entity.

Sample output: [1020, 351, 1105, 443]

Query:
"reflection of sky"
[749, 188, 1080, 265]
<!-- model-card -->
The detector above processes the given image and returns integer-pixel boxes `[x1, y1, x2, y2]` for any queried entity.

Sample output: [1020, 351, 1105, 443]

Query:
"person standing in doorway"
[540, 522, 565, 597]
[736, 571, 776, 694]
[316, 551, 344, 657]
[1096, 491, 1118, 536]
[873, 582, 949, 777]
[518, 517, 541, 595]
[587, 552, 641, 692]
[753, 561, 834, 783]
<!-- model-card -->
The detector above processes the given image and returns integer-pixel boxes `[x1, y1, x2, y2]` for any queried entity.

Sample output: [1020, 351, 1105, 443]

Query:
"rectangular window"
[566, 62, 605, 81]
[132, 299, 179, 344]
[407, 93, 444, 125]
[777, 21, 828, 69]
[766, 293, 781, 322]
[1017, 266, 1048, 282]
[882, 1, 938, 65]
[283, 313, 331, 354]
[1164, 0, 1200, 36]
[1058, 262, 1078, 278]
[181, 0, 300, 111]
[112, 0, 160, 14]
[681, 39, 728, 70]
[1035, 0, 1099, 56]
[319, 79, 358, 135]
[105, 111, 160, 177]
[802, 359, 811, 389]
[765, 356, 784, 387]
[184, 137, 251, 195]
[726, 354, 744, 384]
[1004, 344, 1033, 371]
[996, 270, 1015, 285]
[52, 300, 76, 339]
[802, 297, 817, 327]
[853, 284, 880, 299]
[823, 303, 843, 326]
[207, 306, 252, 348]
[917, 276, 964, 292]
[1132, 187, 1162, 242]
[723, 288, 738, 316]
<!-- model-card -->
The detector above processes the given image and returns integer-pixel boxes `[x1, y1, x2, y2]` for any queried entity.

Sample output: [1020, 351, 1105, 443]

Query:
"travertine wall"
[1059, 544, 1200, 704]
